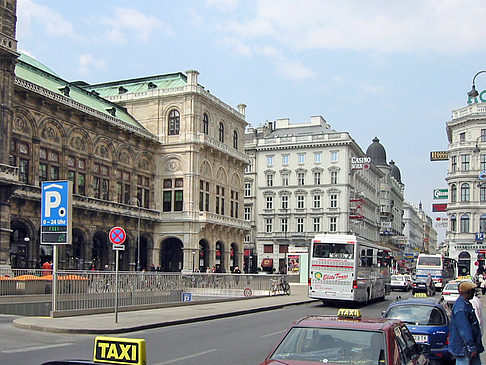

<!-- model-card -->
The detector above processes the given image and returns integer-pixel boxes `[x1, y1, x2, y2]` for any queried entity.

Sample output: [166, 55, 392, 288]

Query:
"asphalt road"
[0, 291, 409, 365]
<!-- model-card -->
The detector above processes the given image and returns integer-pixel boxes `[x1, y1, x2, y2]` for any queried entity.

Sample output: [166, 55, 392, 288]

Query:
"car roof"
[387, 298, 443, 308]
[293, 315, 402, 331]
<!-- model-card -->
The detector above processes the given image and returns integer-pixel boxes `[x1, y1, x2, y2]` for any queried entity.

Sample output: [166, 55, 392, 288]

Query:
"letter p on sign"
[45, 191, 61, 217]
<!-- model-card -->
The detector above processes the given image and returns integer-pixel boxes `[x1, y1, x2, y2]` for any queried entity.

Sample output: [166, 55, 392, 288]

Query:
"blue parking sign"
[41, 181, 72, 244]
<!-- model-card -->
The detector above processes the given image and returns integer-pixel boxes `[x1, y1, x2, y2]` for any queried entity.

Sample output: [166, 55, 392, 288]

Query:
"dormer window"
[59, 86, 70, 97]
[118, 86, 128, 94]
[90, 90, 100, 96]
[106, 107, 116, 116]
[148, 82, 157, 89]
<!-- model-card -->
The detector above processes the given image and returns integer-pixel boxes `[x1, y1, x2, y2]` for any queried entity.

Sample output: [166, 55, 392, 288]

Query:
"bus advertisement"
[308, 234, 392, 304]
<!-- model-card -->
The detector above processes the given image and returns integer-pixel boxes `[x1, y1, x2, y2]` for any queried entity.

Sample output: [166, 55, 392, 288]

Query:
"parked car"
[260, 308, 430, 364]
[391, 274, 411, 291]
[412, 276, 436, 296]
[383, 298, 453, 363]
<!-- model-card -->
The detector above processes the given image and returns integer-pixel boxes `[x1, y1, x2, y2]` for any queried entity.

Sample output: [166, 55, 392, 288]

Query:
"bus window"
[313, 243, 354, 259]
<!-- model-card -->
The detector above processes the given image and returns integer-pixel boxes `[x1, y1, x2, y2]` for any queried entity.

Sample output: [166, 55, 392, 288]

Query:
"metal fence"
[0, 269, 284, 316]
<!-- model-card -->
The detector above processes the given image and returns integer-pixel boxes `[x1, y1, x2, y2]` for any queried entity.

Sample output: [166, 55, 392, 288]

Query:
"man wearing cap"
[449, 281, 484, 364]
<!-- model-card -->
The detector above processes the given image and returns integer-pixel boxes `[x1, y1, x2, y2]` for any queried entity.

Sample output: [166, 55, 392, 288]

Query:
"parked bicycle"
[269, 276, 291, 296]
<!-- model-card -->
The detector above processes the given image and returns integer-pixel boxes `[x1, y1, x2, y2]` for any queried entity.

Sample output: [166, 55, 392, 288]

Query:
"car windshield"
[385, 304, 446, 326]
[392, 275, 404, 281]
[313, 243, 354, 259]
[270, 327, 385, 364]
[444, 283, 459, 291]
[414, 277, 428, 283]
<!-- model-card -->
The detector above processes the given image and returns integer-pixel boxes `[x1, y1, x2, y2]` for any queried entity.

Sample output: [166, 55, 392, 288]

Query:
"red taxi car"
[260, 309, 429, 365]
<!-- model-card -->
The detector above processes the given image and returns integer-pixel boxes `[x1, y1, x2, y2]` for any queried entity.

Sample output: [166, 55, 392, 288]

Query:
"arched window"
[481, 214, 486, 233]
[202, 113, 209, 135]
[461, 183, 470, 202]
[480, 183, 486, 202]
[233, 130, 238, 149]
[168, 109, 180, 135]
[450, 184, 457, 202]
[450, 214, 456, 232]
[460, 214, 470, 233]
[219, 122, 224, 142]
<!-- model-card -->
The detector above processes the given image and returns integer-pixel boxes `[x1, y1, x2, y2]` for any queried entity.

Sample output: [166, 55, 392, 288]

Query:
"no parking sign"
[109, 227, 126, 250]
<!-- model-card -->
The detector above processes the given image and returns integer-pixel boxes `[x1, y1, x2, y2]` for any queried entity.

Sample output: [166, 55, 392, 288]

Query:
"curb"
[13, 298, 318, 334]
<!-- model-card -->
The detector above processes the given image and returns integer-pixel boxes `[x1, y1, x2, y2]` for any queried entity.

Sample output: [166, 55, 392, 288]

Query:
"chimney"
[186, 70, 199, 86]
[237, 103, 247, 116]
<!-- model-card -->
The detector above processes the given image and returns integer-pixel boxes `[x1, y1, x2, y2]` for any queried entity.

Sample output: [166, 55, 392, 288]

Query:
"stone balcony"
[451, 103, 486, 120]
[0, 163, 19, 184]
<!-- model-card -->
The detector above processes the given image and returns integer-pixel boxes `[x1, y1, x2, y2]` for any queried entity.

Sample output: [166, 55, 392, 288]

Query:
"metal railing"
[0, 269, 284, 316]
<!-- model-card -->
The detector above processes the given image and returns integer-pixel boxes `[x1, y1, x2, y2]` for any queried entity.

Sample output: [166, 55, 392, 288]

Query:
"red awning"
[261, 258, 273, 268]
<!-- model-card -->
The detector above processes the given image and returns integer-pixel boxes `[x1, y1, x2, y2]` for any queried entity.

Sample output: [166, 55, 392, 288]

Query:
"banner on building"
[433, 189, 448, 200]
[430, 151, 448, 161]
[432, 203, 447, 212]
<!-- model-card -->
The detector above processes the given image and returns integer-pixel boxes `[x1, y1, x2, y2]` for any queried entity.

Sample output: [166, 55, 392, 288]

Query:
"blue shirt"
[448, 295, 484, 357]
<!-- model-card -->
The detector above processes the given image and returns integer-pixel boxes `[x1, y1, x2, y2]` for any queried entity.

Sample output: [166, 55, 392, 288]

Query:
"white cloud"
[359, 82, 385, 95]
[219, 37, 252, 57]
[102, 7, 167, 44]
[255, 46, 313, 80]
[225, 0, 486, 54]
[77, 53, 106, 77]
[275, 59, 313, 80]
[17, 0, 73, 38]
[206, 0, 239, 12]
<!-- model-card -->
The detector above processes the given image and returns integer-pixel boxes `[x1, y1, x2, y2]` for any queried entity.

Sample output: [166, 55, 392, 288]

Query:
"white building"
[446, 101, 486, 276]
[244, 116, 382, 273]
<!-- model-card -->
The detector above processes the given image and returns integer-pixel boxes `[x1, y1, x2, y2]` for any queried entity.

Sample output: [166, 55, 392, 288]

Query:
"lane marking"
[261, 330, 285, 338]
[153, 348, 218, 365]
[2, 342, 74, 353]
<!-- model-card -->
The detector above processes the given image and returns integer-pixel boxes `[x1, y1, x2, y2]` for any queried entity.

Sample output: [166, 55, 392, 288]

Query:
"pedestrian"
[156, 265, 162, 272]
[234, 266, 241, 274]
[471, 291, 482, 331]
[448, 281, 484, 365]
[482, 279, 486, 296]
[150, 264, 155, 272]
[41, 260, 50, 276]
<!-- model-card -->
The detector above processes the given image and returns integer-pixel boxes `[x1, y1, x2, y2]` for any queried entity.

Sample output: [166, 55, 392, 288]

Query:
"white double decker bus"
[308, 234, 392, 304]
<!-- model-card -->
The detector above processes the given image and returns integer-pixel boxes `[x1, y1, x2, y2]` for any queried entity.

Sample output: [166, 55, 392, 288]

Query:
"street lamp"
[129, 197, 141, 271]
[473, 136, 483, 154]
[192, 250, 196, 272]
[468, 70, 486, 98]
[284, 207, 289, 274]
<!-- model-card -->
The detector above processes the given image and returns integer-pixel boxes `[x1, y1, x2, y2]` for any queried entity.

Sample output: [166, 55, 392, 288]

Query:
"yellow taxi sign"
[337, 308, 361, 318]
[413, 292, 427, 298]
[93, 336, 146, 365]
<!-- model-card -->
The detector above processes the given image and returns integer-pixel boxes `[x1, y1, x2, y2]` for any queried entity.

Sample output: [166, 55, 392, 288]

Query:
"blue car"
[383, 298, 452, 363]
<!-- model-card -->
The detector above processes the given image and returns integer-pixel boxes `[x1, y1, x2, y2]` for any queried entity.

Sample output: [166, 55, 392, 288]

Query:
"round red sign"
[109, 227, 126, 245]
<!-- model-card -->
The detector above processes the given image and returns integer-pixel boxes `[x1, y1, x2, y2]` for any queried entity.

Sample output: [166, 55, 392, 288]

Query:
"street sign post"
[41, 181, 72, 317]
[109, 226, 126, 323]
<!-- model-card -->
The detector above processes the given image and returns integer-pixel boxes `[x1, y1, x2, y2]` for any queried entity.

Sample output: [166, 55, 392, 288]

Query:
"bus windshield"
[312, 242, 354, 259]
[417, 256, 441, 266]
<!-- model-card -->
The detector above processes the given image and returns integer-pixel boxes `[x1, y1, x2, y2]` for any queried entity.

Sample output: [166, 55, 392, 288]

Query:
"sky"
[16, 0, 486, 242]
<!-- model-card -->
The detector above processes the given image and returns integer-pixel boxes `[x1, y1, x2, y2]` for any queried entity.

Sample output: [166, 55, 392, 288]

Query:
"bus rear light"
[308, 278, 311, 286]
[353, 280, 358, 289]
[438, 278, 442, 282]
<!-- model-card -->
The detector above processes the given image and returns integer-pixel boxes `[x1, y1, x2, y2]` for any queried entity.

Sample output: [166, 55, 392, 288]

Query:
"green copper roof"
[85, 73, 187, 97]
[15, 53, 150, 133]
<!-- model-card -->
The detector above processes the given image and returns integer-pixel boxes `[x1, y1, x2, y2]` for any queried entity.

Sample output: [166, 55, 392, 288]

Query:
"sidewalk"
[13, 284, 315, 334]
